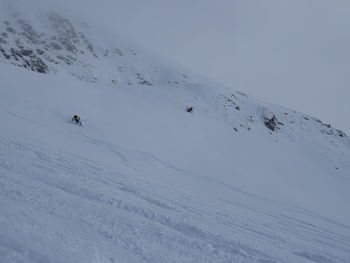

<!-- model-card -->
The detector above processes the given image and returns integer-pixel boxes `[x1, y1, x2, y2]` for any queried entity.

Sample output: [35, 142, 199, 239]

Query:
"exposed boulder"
[265, 115, 283, 132]
[186, 106, 193, 113]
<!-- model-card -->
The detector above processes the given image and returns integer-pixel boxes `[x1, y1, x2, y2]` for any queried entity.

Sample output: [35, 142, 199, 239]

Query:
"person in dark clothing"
[72, 115, 82, 125]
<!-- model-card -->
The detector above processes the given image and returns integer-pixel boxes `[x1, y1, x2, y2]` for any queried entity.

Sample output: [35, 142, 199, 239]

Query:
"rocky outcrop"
[0, 11, 194, 86]
[264, 115, 282, 132]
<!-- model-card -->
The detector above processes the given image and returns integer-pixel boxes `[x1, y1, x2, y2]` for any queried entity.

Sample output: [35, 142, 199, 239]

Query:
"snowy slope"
[1, 63, 350, 263]
[1, 2, 350, 263]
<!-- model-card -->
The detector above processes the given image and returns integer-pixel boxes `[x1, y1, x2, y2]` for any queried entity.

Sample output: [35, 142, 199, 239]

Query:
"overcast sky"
[10, 0, 350, 133]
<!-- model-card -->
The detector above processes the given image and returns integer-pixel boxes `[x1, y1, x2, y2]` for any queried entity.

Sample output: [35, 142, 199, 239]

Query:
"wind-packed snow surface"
[1, 2, 350, 263]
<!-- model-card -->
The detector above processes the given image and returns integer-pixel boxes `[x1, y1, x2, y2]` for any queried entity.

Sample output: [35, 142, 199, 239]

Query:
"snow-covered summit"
[0, 1, 197, 85]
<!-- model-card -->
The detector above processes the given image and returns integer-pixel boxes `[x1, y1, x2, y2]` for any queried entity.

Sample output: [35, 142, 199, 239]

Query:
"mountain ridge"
[0, 3, 200, 86]
[0, 4, 348, 142]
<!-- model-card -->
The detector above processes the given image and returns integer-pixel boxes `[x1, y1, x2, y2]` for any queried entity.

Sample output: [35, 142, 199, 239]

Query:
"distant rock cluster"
[215, 91, 348, 140]
[0, 14, 95, 75]
[0, 11, 193, 86]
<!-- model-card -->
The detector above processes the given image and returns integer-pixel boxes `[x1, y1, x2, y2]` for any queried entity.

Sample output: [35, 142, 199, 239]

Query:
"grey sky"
[10, 0, 350, 133]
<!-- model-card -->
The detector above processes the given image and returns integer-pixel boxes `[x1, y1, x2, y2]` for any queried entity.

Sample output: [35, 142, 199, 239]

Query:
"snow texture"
[0, 3, 350, 263]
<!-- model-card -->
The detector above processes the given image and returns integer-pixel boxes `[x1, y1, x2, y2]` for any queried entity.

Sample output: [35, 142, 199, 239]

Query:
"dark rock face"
[20, 49, 33, 56]
[18, 19, 42, 45]
[136, 73, 153, 86]
[49, 13, 79, 53]
[36, 49, 45, 55]
[186, 106, 193, 113]
[0, 7, 112, 82]
[29, 57, 49, 73]
[337, 130, 346, 138]
[0, 13, 96, 75]
[8, 47, 48, 73]
[0, 11, 192, 86]
[265, 115, 282, 132]
[0, 47, 10, 59]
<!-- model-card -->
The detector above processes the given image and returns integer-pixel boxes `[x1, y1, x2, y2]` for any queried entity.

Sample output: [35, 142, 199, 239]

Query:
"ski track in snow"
[0, 4, 350, 261]
[0, 72, 349, 262]
[1, 136, 350, 263]
[78, 132, 192, 176]
[0, 105, 45, 127]
[0, 69, 349, 261]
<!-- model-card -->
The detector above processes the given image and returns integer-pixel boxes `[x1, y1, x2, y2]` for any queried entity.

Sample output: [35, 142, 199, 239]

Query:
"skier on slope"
[72, 115, 82, 126]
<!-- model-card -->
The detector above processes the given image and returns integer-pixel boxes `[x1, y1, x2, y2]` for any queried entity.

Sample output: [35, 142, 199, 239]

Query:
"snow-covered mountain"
[0, 1, 197, 86]
[1, 2, 350, 263]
